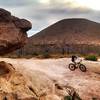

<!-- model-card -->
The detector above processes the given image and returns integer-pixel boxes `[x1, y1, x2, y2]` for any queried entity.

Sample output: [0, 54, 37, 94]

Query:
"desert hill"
[30, 18, 100, 45]
[12, 18, 100, 56]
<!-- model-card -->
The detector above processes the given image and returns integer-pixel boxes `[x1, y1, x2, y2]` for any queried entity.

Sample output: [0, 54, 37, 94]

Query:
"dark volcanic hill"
[30, 18, 100, 45]
[11, 18, 100, 56]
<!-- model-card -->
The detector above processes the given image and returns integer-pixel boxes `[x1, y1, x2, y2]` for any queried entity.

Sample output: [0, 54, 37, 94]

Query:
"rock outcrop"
[0, 61, 80, 100]
[0, 61, 38, 100]
[0, 8, 38, 99]
[0, 8, 32, 55]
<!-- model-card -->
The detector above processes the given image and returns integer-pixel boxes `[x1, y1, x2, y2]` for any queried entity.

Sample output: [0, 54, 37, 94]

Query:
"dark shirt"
[71, 56, 77, 62]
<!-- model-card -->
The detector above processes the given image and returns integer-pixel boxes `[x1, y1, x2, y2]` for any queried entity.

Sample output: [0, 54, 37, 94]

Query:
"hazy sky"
[0, 0, 100, 36]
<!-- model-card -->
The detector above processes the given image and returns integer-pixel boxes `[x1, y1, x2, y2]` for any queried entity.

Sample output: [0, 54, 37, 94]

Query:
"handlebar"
[77, 59, 82, 64]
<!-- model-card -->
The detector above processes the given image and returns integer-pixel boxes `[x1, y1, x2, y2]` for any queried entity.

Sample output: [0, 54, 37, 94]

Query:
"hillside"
[11, 18, 100, 56]
[30, 18, 100, 45]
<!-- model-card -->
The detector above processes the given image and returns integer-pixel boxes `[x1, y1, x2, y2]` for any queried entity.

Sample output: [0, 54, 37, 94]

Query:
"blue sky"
[0, 0, 100, 37]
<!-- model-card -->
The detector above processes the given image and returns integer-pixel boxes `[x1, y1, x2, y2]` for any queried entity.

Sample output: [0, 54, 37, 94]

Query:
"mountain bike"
[68, 59, 86, 72]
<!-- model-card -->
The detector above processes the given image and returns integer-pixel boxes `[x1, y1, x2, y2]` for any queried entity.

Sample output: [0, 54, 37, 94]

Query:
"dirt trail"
[0, 58, 100, 100]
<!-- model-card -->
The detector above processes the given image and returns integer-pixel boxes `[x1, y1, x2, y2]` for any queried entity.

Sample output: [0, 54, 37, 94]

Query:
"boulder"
[0, 8, 32, 55]
[0, 61, 38, 100]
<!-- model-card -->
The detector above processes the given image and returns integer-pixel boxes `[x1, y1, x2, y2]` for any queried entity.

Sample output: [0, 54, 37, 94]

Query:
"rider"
[71, 55, 77, 64]
[71, 55, 80, 64]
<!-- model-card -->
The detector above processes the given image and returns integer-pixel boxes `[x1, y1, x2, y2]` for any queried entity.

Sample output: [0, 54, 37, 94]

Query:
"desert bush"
[42, 52, 51, 58]
[85, 55, 97, 61]
[64, 96, 72, 100]
[64, 95, 81, 100]
[64, 92, 81, 100]
[32, 52, 39, 56]
[41, 49, 51, 58]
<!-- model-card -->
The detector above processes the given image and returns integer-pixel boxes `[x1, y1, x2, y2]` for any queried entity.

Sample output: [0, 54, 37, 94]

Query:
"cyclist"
[71, 55, 81, 64]
[69, 55, 86, 72]
[71, 55, 77, 64]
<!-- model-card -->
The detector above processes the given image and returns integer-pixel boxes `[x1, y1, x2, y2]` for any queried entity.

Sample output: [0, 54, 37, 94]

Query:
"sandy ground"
[0, 57, 100, 100]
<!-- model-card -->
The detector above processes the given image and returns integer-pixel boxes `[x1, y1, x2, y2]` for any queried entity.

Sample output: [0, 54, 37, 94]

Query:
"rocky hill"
[30, 18, 100, 45]
[14, 18, 100, 56]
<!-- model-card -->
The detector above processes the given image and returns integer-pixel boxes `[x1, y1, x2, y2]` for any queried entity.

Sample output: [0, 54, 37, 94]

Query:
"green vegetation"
[3, 50, 100, 60]
[42, 52, 51, 58]
[64, 96, 72, 100]
[64, 92, 81, 100]
[85, 55, 98, 61]
[64, 95, 81, 100]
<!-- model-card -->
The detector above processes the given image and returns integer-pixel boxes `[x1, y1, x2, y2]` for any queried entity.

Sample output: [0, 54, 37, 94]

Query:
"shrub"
[42, 52, 51, 58]
[64, 92, 81, 100]
[32, 52, 39, 56]
[64, 96, 72, 100]
[85, 55, 97, 61]
[64, 95, 81, 100]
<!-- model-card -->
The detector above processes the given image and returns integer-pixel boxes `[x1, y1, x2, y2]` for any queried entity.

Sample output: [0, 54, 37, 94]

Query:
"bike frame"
[74, 59, 82, 68]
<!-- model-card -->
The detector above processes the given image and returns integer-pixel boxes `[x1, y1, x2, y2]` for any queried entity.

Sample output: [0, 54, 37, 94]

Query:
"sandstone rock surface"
[0, 61, 78, 100]
[0, 61, 38, 100]
[0, 8, 32, 55]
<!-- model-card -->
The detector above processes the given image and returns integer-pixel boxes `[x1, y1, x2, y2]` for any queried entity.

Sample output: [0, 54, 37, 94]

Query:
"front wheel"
[68, 63, 76, 71]
[79, 64, 86, 72]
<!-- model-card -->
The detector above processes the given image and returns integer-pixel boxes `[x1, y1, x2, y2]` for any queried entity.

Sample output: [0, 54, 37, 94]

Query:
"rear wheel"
[68, 63, 76, 71]
[79, 64, 86, 72]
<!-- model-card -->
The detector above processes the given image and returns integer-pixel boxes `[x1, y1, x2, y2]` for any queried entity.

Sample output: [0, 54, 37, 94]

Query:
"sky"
[0, 0, 100, 37]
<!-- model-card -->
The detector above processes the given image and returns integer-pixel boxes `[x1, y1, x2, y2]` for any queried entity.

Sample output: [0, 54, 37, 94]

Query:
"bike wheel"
[68, 63, 76, 71]
[79, 64, 86, 72]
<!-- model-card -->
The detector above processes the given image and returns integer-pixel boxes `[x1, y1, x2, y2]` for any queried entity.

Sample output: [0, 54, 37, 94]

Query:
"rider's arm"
[75, 58, 81, 63]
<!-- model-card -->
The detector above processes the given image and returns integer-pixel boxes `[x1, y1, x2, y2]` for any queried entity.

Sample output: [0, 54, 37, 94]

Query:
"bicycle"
[68, 59, 86, 72]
